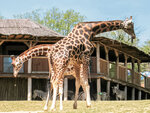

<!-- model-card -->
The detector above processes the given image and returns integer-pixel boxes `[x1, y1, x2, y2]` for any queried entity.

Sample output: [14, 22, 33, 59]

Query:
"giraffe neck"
[16, 44, 52, 64]
[70, 20, 123, 40]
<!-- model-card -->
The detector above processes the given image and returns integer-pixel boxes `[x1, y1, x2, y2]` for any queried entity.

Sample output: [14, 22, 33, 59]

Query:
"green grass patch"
[0, 100, 150, 113]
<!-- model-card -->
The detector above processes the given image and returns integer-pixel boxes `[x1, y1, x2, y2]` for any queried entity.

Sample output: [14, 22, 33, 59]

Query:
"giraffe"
[10, 44, 78, 110]
[44, 16, 135, 111]
[11, 16, 136, 111]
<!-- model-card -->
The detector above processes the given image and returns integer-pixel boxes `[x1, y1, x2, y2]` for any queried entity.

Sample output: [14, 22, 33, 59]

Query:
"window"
[3, 56, 24, 73]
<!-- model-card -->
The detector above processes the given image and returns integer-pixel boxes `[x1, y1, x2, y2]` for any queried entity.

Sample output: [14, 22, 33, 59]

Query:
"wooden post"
[27, 41, 32, 101]
[138, 90, 141, 100]
[124, 86, 127, 100]
[64, 78, 68, 101]
[97, 78, 101, 100]
[115, 50, 119, 79]
[137, 61, 141, 86]
[107, 81, 110, 98]
[132, 87, 135, 100]
[96, 43, 101, 100]
[96, 43, 100, 74]
[104, 46, 109, 77]
[132, 59, 135, 84]
[145, 93, 148, 99]
[124, 54, 128, 82]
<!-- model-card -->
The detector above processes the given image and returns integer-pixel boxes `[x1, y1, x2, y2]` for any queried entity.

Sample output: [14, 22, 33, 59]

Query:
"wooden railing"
[0, 55, 150, 89]
[32, 57, 49, 73]
[100, 58, 108, 76]
[118, 65, 126, 81]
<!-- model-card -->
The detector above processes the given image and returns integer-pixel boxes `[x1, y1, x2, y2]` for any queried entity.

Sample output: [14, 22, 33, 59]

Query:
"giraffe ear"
[10, 55, 15, 61]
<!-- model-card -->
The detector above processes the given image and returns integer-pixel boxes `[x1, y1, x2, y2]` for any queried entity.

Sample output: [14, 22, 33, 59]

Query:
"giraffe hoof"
[50, 107, 56, 112]
[87, 105, 91, 108]
[60, 106, 63, 111]
[43, 106, 48, 111]
[50, 108, 56, 112]
[73, 103, 77, 109]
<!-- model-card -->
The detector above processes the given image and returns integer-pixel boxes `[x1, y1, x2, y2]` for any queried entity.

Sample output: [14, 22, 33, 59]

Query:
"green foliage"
[140, 40, 150, 54]
[14, 8, 86, 35]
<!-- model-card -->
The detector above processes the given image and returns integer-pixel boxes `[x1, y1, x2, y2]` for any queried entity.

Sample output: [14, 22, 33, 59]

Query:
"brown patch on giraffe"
[84, 33, 89, 39]
[70, 41, 74, 44]
[67, 46, 72, 50]
[100, 23, 106, 28]
[75, 40, 80, 44]
[92, 25, 100, 32]
[75, 30, 79, 35]
[79, 29, 83, 35]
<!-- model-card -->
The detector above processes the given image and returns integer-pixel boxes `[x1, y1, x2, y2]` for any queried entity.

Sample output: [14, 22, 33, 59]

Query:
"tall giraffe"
[45, 16, 135, 111]
[11, 44, 77, 110]
[11, 16, 136, 111]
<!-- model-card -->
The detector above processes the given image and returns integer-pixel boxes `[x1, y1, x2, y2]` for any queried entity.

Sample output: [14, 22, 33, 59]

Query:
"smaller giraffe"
[11, 44, 80, 110]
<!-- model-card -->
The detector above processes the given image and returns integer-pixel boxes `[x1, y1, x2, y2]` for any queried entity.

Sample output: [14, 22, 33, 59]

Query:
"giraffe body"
[11, 44, 80, 110]
[11, 17, 135, 111]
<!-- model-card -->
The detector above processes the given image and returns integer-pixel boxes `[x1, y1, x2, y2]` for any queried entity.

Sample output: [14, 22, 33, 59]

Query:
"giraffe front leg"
[80, 64, 91, 108]
[44, 89, 50, 111]
[50, 83, 58, 111]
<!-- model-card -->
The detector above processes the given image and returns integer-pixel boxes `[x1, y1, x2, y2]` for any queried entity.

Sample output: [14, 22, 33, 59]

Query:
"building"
[0, 19, 150, 100]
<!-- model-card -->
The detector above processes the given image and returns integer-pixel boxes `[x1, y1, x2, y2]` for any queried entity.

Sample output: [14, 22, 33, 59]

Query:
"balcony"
[0, 55, 150, 90]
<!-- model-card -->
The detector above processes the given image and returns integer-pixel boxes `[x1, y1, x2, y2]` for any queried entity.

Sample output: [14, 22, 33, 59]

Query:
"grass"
[0, 100, 150, 113]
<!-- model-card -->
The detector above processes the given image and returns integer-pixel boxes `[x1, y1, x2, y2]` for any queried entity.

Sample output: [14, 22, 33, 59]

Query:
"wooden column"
[97, 78, 101, 100]
[107, 81, 110, 97]
[137, 61, 141, 86]
[124, 86, 127, 100]
[64, 78, 68, 101]
[132, 59, 135, 84]
[27, 41, 32, 101]
[145, 93, 148, 99]
[115, 50, 119, 79]
[96, 43, 100, 74]
[96, 43, 101, 100]
[104, 46, 109, 77]
[132, 88, 135, 100]
[124, 55, 128, 82]
[138, 90, 141, 100]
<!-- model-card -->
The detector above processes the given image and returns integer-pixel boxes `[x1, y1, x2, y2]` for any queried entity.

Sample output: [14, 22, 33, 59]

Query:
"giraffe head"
[11, 55, 23, 77]
[121, 16, 136, 39]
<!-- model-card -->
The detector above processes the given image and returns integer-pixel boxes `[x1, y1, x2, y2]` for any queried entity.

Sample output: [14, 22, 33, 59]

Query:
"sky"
[0, 0, 150, 46]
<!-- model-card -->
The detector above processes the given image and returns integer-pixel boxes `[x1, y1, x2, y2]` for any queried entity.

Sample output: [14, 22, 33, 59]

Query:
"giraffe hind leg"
[50, 83, 58, 111]
[58, 79, 64, 110]
[80, 64, 91, 108]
